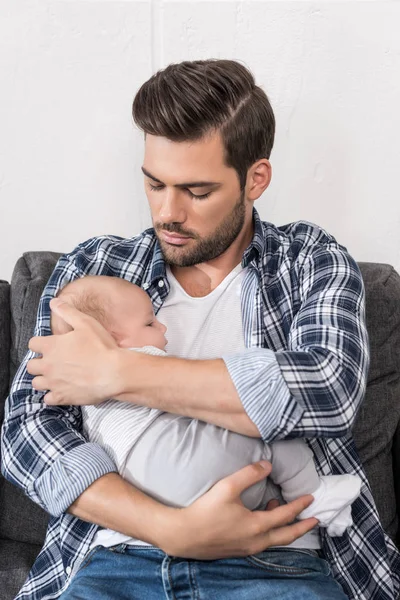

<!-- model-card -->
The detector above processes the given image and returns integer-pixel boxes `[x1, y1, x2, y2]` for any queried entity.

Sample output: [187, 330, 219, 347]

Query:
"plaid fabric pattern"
[2, 209, 399, 599]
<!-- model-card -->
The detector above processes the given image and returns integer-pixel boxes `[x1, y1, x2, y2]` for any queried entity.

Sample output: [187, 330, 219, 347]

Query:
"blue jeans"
[60, 544, 348, 599]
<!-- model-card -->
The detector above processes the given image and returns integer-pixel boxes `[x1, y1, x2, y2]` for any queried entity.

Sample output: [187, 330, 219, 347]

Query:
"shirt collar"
[140, 236, 167, 292]
[241, 208, 266, 267]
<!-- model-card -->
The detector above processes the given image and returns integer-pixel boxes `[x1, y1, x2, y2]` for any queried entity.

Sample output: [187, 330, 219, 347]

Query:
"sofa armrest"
[0, 279, 10, 427]
[394, 421, 400, 547]
[10, 251, 62, 382]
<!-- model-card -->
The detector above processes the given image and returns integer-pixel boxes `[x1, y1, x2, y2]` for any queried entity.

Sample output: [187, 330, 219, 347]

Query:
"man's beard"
[154, 191, 246, 267]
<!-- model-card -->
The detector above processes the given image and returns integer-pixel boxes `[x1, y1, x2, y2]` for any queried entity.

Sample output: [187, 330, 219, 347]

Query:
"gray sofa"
[0, 251, 400, 599]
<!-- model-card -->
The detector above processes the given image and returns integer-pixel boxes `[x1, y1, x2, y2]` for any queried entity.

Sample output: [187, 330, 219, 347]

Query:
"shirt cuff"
[29, 442, 118, 516]
[222, 348, 304, 442]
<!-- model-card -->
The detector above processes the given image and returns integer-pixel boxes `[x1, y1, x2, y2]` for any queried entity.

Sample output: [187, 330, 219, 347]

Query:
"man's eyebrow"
[141, 167, 220, 188]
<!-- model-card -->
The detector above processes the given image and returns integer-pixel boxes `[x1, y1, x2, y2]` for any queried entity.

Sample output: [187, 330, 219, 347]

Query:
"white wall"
[1, 1, 400, 282]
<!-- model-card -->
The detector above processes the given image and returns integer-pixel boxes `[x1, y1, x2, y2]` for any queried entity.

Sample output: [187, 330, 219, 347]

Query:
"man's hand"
[27, 299, 122, 405]
[159, 461, 318, 559]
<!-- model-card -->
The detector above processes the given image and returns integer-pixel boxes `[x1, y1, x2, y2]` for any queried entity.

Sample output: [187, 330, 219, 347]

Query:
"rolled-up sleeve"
[223, 246, 369, 442]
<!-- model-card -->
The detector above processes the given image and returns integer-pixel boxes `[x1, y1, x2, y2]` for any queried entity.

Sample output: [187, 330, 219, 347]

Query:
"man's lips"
[160, 231, 192, 245]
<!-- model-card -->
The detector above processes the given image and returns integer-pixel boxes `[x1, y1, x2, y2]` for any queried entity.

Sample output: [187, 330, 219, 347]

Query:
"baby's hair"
[61, 289, 110, 327]
[51, 277, 114, 333]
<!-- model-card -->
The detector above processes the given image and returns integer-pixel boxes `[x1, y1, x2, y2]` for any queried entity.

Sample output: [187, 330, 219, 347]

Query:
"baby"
[51, 275, 361, 539]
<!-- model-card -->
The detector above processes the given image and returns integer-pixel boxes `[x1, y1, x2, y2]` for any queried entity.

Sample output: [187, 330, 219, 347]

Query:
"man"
[2, 59, 399, 599]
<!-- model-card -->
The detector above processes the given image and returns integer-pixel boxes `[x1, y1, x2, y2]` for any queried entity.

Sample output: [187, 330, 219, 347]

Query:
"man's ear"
[246, 159, 272, 202]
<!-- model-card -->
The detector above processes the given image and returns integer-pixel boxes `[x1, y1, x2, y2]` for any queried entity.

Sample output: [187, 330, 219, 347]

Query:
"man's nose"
[159, 189, 185, 223]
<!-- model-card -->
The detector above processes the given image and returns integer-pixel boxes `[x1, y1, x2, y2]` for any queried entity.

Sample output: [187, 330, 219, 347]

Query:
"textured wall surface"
[1, 1, 400, 280]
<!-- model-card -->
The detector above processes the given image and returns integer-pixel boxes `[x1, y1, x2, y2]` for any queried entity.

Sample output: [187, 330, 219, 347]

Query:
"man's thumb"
[222, 461, 272, 496]
[49, 298, 82, 329]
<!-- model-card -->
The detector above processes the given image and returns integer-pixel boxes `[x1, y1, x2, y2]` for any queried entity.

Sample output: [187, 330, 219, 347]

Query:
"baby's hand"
[265, 499, 281, 510]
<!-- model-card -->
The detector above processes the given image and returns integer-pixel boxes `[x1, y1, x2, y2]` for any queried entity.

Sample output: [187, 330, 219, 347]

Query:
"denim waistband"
[120, 543, 321, 559]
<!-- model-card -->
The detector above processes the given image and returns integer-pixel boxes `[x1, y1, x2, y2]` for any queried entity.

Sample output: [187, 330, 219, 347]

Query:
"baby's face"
[110, 284, 167, 351]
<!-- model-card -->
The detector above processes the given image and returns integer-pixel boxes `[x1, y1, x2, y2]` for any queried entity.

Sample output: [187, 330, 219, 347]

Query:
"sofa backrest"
[354, 263, 400, 544]
[0, 252, 399, 550]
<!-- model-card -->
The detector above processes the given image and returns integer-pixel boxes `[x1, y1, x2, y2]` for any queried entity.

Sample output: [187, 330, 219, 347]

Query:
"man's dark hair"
[132, 59, 275, 189]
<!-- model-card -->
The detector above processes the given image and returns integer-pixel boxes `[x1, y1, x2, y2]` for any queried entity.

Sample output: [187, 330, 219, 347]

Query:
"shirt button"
[66, 565, 72, 575]
[158, 280, 165, 288]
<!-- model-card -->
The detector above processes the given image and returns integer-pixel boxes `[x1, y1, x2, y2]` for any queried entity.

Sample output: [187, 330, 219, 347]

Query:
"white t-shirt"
[160, 263, 246, 359]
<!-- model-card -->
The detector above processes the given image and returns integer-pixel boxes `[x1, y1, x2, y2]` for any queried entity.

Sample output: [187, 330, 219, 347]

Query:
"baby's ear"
[117, 339, 130, 349]
[109, 328, 126, 347]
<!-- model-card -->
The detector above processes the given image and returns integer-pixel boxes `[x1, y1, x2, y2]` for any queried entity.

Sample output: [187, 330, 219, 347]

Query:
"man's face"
[142, 132, 250, 267]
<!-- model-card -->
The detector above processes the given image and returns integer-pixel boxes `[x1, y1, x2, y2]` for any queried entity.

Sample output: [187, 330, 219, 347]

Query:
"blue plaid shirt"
[2, 209, 400, 599]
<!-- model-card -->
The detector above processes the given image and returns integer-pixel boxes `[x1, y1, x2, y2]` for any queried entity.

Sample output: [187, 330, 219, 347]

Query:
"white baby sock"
[298, 474, 362, 536]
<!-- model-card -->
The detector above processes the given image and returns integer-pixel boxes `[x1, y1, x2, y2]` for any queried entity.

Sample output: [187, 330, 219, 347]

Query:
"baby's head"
[51, 275, 167, 351]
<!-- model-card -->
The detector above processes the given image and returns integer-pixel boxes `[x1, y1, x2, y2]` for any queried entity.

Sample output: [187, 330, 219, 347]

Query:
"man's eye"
[149, 183, 164, 192]
[188, 190, 211, 200]
[149, 183, 210, 200]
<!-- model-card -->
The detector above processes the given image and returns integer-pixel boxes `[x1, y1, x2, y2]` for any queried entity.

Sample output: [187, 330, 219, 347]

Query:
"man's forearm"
[69, 466, 318, 561]
[114, 350, 260, 437]
[69, 472, 176, 544]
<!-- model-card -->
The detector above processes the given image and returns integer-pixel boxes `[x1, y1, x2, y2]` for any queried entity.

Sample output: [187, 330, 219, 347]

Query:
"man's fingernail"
[259, 461, 270, 470]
